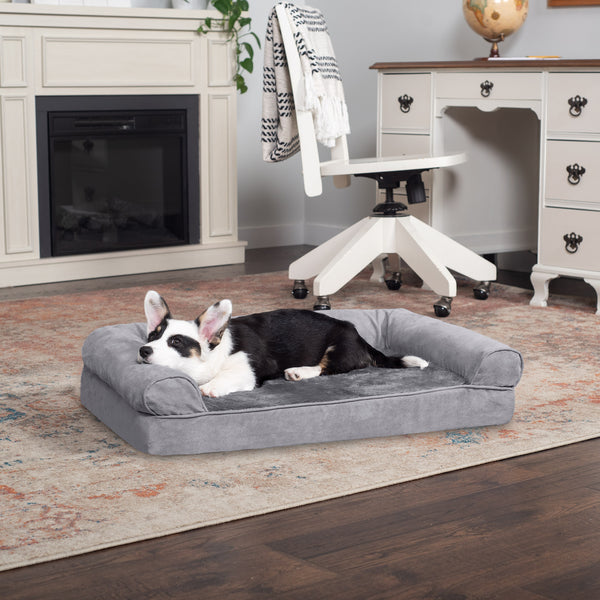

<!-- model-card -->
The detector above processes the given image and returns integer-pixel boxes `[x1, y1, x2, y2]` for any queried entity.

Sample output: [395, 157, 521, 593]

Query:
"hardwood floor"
[1, 439, 598, 600]
[1, 248, 598, 599]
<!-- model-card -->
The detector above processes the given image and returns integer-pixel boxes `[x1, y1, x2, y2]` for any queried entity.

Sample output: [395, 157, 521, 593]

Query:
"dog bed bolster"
[330, 309, 524, 388]
[82, 323, 207, 416]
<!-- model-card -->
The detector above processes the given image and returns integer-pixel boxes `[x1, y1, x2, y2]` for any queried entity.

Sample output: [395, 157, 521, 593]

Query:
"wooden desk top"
[370, 59, 600, 70]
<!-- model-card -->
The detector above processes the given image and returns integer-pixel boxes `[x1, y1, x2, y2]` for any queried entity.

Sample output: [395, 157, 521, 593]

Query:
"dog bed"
[80, 308, 523, 455]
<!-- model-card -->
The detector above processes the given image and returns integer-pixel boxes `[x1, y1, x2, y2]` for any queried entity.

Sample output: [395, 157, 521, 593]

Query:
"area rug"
[1, 271, 598, 571]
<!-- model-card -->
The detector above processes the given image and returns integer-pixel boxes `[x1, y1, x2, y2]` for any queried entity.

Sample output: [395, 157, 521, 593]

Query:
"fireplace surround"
[0, 4, 244, 287]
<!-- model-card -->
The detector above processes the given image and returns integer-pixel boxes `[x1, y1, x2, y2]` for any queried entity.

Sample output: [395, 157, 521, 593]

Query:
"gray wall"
[236, 0, 600, 247]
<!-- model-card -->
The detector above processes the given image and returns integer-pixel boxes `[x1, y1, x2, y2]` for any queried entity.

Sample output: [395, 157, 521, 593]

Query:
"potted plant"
[198, 0, 261, 94]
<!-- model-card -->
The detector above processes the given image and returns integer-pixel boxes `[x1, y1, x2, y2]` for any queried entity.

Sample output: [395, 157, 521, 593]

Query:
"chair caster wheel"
[292, 280, 308, 299]
[313, 296, 331, 311]
[292, 288, 309, 299]
[433, 296, 452, 318]
[384, 272, 402, 291]
[473, 281, 491, 300]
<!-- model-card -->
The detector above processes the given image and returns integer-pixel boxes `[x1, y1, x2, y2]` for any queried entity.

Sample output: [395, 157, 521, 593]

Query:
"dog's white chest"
[199, 351, 256, 398]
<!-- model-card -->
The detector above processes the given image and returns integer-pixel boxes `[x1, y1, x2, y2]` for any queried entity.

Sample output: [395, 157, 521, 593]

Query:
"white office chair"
[275, 3, 496, 317]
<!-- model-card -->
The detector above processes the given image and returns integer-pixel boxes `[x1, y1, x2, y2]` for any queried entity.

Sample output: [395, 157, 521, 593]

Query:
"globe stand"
[484, 33, 504, 59]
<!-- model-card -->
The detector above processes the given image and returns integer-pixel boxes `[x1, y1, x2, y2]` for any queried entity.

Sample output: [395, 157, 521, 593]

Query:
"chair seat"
[320, 152, 467, 177]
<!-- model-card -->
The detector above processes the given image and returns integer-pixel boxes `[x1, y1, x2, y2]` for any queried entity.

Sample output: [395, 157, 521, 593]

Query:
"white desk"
[372, 59, 600, 315]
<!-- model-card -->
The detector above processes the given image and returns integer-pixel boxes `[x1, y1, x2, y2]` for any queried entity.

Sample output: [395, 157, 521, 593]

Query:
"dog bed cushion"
[80, 308, 523, 455]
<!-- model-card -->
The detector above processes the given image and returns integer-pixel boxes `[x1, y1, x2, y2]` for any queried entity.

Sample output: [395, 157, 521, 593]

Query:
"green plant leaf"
[240, 57, 253, 73]
[212, 0, 229, 15]
[242, 41, 254, 59]
[249, 31, 262, 48]
[235, 73, 248, 94]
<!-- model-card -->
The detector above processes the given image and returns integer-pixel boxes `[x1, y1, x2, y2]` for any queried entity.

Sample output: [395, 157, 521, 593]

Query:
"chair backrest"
[275, 3, 351, 197]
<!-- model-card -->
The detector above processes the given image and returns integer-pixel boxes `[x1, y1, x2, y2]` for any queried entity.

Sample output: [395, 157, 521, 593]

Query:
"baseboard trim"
[239, 224, 305, 249]
[240, 222, 348, 249]
[303, 222, 345, 246]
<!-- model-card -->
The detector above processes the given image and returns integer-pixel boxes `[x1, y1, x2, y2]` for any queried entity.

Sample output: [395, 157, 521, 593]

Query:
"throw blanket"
[261, 2, 351, 162]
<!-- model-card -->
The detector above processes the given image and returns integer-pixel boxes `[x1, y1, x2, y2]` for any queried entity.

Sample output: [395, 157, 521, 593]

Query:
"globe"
[463, 0, 529, 58]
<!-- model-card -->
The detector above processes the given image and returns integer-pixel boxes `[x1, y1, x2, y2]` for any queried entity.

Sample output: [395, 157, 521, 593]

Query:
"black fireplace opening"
[36, 95, 200, 258]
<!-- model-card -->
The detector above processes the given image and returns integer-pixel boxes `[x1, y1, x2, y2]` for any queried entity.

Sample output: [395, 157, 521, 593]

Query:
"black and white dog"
[137, 290, 428, 397]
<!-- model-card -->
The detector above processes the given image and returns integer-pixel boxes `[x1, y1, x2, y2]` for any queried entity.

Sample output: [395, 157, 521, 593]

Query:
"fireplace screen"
[36, 96, 199, 257]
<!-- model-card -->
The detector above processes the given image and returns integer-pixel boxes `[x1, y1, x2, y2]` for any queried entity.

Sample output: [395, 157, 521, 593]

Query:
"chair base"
[289, 215, 497, 308]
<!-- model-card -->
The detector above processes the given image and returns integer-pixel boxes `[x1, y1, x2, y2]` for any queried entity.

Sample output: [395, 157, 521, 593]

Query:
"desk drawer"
[380, 132, 431, 156]
[547, 73, 600, 134]
[380, 73, 431, 131]
[545, 140, 600, 209]
[540, 207, 600, 272]
[436, 72, 542, 101]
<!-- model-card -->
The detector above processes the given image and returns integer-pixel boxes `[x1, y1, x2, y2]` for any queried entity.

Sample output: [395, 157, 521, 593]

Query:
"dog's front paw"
[200, 375, 255, 397]
[200, 381, 223, 398]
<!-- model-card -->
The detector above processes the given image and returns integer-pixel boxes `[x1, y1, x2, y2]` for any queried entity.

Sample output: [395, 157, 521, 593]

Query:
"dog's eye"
[168, 335, 183, 349]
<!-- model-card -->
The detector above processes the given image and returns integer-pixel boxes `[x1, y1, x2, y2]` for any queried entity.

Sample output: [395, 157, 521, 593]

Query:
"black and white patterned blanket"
[261, 2, 350, 163]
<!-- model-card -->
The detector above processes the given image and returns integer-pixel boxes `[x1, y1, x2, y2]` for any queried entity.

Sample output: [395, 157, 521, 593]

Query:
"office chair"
[272, 3, 496, 317]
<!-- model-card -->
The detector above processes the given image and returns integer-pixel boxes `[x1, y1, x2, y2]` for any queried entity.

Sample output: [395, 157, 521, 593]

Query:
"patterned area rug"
[1, 271, 599, 571]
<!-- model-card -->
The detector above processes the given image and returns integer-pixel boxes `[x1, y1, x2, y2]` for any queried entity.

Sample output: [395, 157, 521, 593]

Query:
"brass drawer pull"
[397, 94, 414, 113]
[480, 80, 494, 97]
[566, 163, 586, 185]
[563, 232, 583, 254]
[568, 95, 588, 117]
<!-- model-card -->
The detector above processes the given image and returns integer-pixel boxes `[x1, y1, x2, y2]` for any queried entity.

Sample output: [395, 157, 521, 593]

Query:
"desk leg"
[530, 267, 558, 308]
[583, 278, 600, 316]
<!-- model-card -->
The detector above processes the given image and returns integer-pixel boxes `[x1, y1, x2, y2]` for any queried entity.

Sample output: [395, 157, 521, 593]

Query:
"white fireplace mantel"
[0, 4, 244, 287]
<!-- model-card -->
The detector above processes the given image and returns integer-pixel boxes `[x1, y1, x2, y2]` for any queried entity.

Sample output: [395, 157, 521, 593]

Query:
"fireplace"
[0, 6, 244, 290]
[36, 95, 200, 258]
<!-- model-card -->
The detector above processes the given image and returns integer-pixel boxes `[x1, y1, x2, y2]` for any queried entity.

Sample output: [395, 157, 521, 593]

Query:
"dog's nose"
[139, 346, 153, 361]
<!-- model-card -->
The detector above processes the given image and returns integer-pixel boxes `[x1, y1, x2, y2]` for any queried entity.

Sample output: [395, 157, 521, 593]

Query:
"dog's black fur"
[228, 309, 409, 385]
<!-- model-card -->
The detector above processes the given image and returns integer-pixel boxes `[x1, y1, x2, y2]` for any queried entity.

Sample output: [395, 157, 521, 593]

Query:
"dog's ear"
[144, 290, 171, 334]
[196, 299, 232, 348]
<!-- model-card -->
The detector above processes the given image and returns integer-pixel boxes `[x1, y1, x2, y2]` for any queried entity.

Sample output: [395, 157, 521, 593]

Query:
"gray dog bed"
[80, 309, 523, 455]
